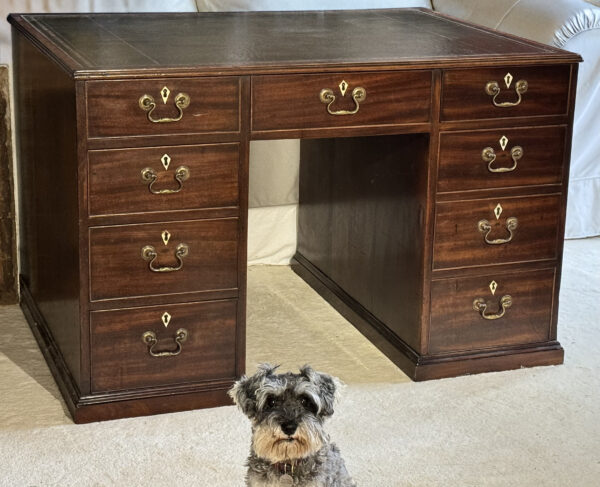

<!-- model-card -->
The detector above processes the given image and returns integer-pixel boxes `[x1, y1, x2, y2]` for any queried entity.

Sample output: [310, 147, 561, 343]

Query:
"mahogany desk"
[9, 9, 581, 423]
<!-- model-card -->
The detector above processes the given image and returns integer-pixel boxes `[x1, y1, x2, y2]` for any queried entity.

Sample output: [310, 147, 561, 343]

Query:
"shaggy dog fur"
[230, 364, 356, 486]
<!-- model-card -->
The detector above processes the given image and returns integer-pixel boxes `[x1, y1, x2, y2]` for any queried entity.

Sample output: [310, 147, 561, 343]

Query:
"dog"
[229, 363, 356, 486]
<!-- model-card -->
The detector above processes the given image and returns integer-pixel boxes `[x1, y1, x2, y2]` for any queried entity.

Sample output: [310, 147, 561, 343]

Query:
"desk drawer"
[441, 66, 570, 121]
[433, 194, 560, 270]
[91, 299, 237, 392]
[437, 126, 566, 193]
[89, 218, 238, 301]
[87, 77, 240, 138]
[252, 71, 431, 132]
[89, 144, 239, 216]
[429, 268, 554, 354]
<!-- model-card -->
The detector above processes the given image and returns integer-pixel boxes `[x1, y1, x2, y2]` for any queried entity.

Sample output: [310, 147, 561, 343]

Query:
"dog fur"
[230, 364, 356, 486]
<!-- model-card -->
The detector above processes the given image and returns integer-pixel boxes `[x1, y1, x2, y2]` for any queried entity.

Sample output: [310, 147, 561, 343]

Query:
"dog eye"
[300, 396, 315, 411]
[266, 396, 276, 408]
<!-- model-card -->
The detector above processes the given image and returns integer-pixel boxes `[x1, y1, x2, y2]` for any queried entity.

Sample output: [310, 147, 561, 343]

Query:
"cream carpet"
[1, 239, 599, 486]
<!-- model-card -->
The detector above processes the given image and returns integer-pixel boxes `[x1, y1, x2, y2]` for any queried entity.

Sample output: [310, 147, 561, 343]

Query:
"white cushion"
[197, 0, 431, 12]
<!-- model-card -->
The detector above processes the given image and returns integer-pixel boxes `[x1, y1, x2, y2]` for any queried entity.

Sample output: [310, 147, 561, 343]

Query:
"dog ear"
[228, 363, 279, 417]
[300, 365, 340, 417]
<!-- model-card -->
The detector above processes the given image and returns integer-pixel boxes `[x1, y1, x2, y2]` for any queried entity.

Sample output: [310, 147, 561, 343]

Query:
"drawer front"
[87, 77, 240, 138]
[433, 195, 560, 270]
[89, 144, 240, 216]
[441, 65, 570, 121]
[91, 300, 237, 392]
[252, 71, 431, 131]
[437, 126, 566, 193]
[89, 218, 238, 301]
[429, 268, 554, 354]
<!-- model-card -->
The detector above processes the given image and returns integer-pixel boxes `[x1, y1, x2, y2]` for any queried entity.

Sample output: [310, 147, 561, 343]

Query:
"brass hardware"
[478, 216, 518, 245]
[339, 80, 349, 96]
[161, 230, 171, 246]
[481, 146, 523, 173]
[138, 91, 190, 123]
[319, 86, 366, 116]
[142, 328, 188, 357]
[503, 73, 513, 89]
[484, 79, 528, 107]
[161, 312, 171, 328]
[489, 280, 498, 295]
[141, 165, 190, 194]
[160, 86, 170, 104]
[494, 203, 503, 220]
[473, 295, 512, 320]
[161, 154, 171, 170]
[499, 135, 509, 150]
[141, 242, 189, 272]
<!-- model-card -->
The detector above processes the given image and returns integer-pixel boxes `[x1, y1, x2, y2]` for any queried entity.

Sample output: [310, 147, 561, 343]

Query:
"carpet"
[0, 238, 598, 486]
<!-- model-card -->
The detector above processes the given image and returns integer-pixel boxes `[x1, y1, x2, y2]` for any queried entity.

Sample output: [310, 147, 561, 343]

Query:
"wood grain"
[437, 126, 566, 193]
[87, 77, 240, 138]
[429, 268, 555, 354]
[297, 134, 430, 352]
[89, 218, 238, 301]
[433, 194, 561, 270]
[90, 300, 237, 392]
[252, 71, 431, 132]
[12, 29, 82, 386]
[441, 65, 571, 121]
[88, 143, 239, 216]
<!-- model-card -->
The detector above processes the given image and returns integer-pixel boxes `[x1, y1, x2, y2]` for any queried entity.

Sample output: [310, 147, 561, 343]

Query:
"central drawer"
[89, 218, 238, 301]
[252, 71, 431, 131]
[90, 299, 237, 392]
[88, 143, 240, 216]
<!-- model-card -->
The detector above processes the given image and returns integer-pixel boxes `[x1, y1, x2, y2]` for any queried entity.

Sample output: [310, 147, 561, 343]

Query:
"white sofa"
[1, 0, 598, 266]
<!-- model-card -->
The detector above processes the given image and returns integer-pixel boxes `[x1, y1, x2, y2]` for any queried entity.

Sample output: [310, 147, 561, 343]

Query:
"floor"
[0, 265, 407, 431]
[0, 239, 598, 486]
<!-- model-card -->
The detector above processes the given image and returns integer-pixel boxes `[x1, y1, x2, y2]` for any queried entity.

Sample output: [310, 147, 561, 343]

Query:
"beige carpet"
[1, 239, 599, 486]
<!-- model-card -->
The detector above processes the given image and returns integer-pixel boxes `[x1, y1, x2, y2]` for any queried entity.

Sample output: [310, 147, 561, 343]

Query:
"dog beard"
[251, 421, 324, 463]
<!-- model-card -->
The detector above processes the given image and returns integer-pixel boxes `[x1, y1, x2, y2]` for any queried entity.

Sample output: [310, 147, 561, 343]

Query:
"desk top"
[9, 9, 580, 79]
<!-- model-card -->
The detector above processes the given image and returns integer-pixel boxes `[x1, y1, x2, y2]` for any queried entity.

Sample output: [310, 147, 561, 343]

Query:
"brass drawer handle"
[478, 216, 518, 245]
[142, 328, 188, 357]
[481, 146, 523, 173]
[141, 165, 190, 194]
[138, 91, 190, 123]
[484, 79, 528, 107]
[141, 243, 189, 272]
[319, 85, 366, 116]
[473, 295, 512, 320]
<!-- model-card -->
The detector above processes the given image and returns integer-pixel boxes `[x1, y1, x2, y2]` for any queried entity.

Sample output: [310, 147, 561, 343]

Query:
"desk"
[9, 9, 580, 423]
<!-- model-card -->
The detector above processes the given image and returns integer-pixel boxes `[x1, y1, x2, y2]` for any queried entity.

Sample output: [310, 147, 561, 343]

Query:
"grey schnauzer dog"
[229, 363, 356, 487]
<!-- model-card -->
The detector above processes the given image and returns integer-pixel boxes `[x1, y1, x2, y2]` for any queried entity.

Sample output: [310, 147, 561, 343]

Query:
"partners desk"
[9, 9, 580, 423]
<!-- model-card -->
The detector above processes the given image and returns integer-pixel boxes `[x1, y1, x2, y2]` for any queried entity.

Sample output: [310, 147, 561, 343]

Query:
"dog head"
[229, 363, 340, 462]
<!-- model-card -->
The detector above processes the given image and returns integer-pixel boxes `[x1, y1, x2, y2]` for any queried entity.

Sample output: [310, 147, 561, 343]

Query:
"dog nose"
[281, 421, 297, 436]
